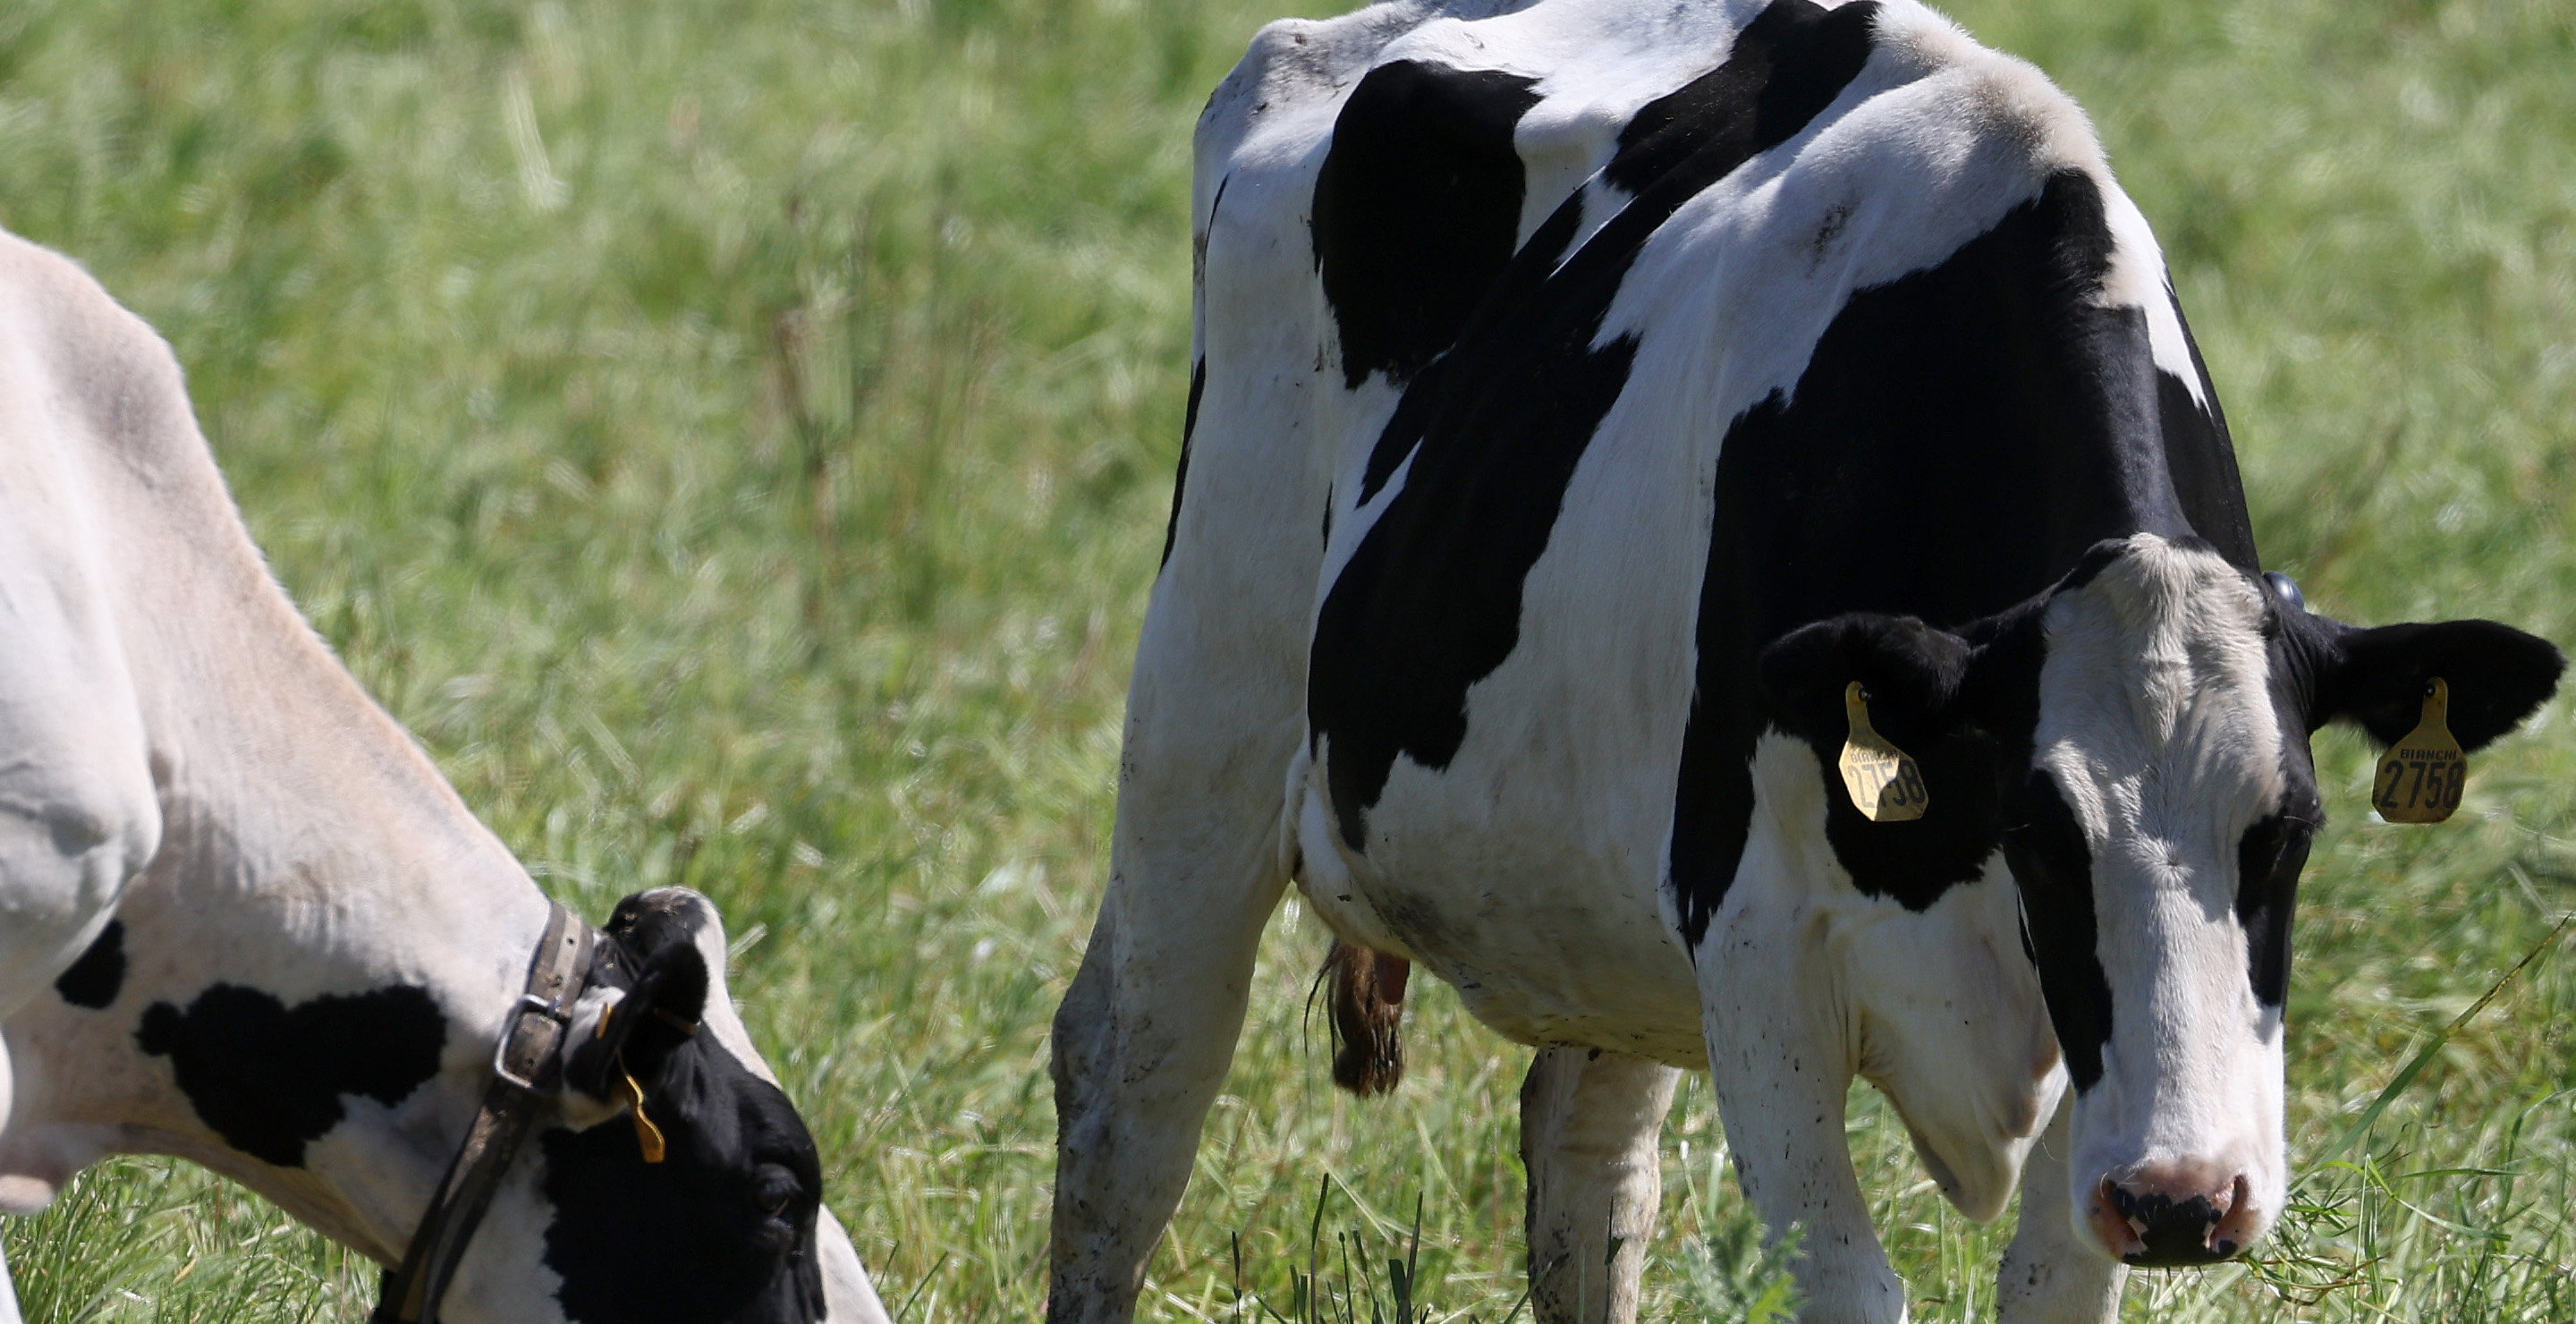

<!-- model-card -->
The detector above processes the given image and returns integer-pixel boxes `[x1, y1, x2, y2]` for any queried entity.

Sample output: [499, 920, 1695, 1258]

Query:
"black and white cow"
[0, 227, 890, 1324]
[1047, 0, 2563, 1320]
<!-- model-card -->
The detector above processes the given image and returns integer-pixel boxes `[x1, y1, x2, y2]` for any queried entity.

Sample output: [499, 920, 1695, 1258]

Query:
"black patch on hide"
[2154, 291, 2255, 571]
[2234, 808, 2310, 1010]
[1161, 356, 1207, 568]
[1312, 61, 1544, 389]
[55, 919, 126, 1010]
[2001, 773, 2114, 1091]
[136, 983, 445, 1168]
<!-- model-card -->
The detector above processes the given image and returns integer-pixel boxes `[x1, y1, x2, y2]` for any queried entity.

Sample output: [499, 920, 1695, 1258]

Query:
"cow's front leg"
[1996, 1093, 2125, 1324]
[1521, 1046, 1682, 1324]
[1699, 898, 1903, 1324]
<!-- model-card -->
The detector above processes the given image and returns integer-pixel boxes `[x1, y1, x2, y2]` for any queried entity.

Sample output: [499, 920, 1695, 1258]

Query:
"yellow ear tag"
[1839, 682, 1928, 822]
[616, 1068, 668, 1164]
[2373, 677, 2467, 825]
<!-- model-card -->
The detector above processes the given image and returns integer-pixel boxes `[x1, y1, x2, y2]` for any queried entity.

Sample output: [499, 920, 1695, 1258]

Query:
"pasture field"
[2, 0, 2574, 1319]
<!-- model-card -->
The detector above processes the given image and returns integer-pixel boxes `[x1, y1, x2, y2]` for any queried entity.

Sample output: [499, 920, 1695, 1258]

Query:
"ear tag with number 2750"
[2373, 677, 2466, 825]
[1839, 682, 1928, 822]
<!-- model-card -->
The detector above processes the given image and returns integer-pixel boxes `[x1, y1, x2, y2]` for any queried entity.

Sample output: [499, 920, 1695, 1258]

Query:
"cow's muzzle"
[2085, 1167, 2262, 1267]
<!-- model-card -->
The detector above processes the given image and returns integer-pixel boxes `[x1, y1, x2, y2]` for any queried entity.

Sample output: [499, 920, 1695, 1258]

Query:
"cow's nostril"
[2085, 1178, 2145, 1261]
[2209, 1174, 2259, 1260]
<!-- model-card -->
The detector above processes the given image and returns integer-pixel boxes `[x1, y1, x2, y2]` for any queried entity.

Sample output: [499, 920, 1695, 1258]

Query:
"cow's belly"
[1294, 426, 1717, 1059]
[1291, 736, 1709, 1068]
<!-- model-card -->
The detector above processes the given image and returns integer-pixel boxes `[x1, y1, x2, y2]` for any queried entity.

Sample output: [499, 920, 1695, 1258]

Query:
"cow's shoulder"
[1604, 1, 2122, 319]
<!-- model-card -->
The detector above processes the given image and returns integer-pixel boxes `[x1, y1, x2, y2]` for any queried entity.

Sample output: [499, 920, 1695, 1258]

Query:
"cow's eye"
[753, 1164, 800, 1216]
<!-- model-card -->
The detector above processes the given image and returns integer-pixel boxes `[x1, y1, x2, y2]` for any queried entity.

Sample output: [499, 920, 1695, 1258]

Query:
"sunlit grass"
[4, 0, 2575, 1319]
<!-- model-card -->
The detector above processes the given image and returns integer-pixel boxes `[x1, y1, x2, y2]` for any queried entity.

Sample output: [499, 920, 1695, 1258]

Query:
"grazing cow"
[1047, 0, 2564, 1320]
[0, 228, 891, 1324]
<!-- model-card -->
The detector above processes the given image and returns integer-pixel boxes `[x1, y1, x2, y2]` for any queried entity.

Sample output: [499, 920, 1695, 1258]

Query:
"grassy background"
[1, 0, 2572, 1318]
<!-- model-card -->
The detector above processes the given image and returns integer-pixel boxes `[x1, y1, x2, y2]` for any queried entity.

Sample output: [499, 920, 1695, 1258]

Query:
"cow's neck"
[5, 462, 552, 1263]
[144, 579, 550, 1000]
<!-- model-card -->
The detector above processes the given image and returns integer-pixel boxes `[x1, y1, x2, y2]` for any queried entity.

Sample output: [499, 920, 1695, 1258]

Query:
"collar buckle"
[491, 991, 575, 1092]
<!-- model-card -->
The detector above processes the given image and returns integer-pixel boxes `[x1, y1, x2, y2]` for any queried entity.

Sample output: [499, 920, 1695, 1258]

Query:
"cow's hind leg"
[1521, 1047, 1682, 1324]
[1996, 1094, 2125, 1324]
[1048, 812, 1285, 1323]
[1049, 151, 1330, 1316]
[1047, 571, 1305, 1322]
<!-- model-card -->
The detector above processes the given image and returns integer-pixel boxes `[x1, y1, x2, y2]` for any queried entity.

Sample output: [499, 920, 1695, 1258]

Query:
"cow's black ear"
[1758, 614, 1976, 748]
[565, 939, 708, 1098]
[2309, 616, 2563, 751]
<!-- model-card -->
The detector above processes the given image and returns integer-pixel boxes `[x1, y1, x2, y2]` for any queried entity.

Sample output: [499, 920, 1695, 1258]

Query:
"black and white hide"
[1046, 1, 2563, 1321]
[0, 226, 888, 1324]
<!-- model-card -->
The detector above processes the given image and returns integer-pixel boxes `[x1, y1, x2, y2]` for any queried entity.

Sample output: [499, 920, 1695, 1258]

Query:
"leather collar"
[375, 901, 597, 1323]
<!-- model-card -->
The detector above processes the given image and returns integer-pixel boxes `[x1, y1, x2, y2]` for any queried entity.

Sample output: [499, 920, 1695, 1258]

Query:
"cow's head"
[1759, 533, 2562, 1266]
[492, 887, 866, 1322]
[402, 887, 879, 1323]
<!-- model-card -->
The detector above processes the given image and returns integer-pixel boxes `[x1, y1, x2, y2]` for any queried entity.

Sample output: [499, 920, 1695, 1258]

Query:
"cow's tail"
[1321, 938, 1409, 1096]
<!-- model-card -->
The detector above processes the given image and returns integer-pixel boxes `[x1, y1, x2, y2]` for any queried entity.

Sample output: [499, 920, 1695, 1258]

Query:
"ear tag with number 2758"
[2373, 677, 2466, 825]
[1840, 683, 1928, 823]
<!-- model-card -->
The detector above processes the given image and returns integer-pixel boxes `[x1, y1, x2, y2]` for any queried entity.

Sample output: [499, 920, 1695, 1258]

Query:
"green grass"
[2, 0, 2574, 1318]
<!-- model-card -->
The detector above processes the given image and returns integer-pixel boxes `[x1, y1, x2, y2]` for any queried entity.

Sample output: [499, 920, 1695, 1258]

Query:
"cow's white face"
[2010, 539, 2306, 1262]
[1759, 531, 2562, 1268]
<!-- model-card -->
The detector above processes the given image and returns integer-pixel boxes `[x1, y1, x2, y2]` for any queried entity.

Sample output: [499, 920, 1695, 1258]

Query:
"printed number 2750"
[2377, 758, 2463, 812]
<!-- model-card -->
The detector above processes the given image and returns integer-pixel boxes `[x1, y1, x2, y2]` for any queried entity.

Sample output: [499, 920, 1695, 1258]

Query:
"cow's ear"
[564, 938, 708, 1099]
[2308, 616, 2563, 751]
[1758, 613, 1977, 748]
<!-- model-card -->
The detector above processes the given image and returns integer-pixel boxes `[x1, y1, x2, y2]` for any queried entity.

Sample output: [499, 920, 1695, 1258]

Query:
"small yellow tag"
[616, 1068, 668, 1164]
[1838, 682, 1928, 823]
[2373, 677, 2467, 825]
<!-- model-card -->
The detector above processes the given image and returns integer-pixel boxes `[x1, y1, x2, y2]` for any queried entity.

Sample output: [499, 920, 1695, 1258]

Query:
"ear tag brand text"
[2373, 676, 2466, 825]
[1839, 682, 1928, 822]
